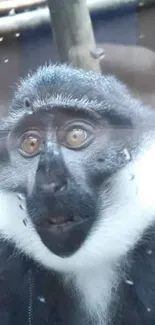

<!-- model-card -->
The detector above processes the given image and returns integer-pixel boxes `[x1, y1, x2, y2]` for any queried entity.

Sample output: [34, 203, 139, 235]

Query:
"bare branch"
[0, 7, 50, 36]
[0, 0, 154, 15]
[47, 0, 102, 72]
[0, 0, 153, 37]
[0, 0, 46, 14]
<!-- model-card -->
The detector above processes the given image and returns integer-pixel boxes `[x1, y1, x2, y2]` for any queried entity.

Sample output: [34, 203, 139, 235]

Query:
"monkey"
[0, 63, 155, 325]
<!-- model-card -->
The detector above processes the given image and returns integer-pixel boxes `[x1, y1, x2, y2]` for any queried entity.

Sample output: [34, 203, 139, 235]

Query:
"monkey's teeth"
[38, 215, 83, 228]
[48, 215, 70, 225]
[47, 214, 77, 226]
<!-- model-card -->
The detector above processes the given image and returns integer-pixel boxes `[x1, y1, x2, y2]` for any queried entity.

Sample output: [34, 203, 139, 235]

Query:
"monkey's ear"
[22, 97, 34, 115]
[23, 97, 31, 109]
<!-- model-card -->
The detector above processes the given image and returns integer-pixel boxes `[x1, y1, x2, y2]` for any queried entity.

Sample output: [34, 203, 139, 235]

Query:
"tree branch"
[47, 0, 102, 72]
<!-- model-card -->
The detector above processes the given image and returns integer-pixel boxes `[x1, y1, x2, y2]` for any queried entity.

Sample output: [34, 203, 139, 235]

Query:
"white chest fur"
[73, 264, 119, 325]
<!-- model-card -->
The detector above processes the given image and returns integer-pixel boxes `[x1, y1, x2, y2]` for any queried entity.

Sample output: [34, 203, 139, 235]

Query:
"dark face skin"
[25, 110, 99, 257]
[0, 64, 151, 258]
[10, 109, 109, 257]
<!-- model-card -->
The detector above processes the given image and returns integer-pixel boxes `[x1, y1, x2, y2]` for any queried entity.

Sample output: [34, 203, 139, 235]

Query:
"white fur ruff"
[0, 141, 155, 324]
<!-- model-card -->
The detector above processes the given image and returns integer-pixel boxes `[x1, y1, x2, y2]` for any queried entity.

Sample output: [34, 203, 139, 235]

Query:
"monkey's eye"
[65, 128, 88, 148]
[19, 132, 41, 157]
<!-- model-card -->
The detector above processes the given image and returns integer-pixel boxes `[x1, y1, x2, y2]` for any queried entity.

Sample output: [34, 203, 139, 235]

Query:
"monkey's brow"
[33, 96, 102, 119]
[46, 105, 101, 120]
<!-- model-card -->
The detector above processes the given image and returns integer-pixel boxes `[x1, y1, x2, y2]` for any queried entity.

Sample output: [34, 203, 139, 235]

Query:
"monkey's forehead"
[10, 63, 148, 124]
[13, 64, 128, 105]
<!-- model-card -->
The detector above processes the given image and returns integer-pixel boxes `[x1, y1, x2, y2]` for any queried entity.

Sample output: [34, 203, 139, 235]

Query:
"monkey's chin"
[36, 218, 91, 257]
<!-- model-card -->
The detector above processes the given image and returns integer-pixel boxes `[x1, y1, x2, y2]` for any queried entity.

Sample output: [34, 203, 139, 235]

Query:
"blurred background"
[0, 0, 155, 115]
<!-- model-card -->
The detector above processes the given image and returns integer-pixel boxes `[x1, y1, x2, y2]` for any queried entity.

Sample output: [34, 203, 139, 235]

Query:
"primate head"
[0, 64, 155, 273]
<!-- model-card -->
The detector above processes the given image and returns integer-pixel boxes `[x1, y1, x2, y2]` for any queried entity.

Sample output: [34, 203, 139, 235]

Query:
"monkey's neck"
[35, 261, 119, 325]
[73, 263, 119, 324]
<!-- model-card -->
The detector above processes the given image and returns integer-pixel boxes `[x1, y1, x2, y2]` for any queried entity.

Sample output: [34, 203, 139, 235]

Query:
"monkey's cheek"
[36, 218, 91, 257]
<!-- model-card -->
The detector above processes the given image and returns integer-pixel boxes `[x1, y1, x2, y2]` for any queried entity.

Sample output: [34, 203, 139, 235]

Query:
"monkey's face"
[6, 108, 114, 258]
[1, 65, 155, 272]
[18, 110, 100, 257]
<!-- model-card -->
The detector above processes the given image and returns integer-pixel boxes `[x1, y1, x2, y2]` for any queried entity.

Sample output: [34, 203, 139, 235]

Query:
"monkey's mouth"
[37, 214, 84, 231]
[36, 214, 90, 257]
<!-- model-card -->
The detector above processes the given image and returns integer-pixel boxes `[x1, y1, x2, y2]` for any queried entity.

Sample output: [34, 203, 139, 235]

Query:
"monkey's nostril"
[40, 180, 68, 195]
[50, 182, 63, 194]
[59, 183, 67, 192]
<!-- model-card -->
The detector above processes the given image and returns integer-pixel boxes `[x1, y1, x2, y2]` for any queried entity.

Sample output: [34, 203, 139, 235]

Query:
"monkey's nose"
[39, 181, 68, 194]
[36, 148, 69, 195]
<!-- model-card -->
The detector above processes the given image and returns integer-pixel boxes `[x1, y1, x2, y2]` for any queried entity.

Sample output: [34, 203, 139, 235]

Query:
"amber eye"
[65, 128, 87, 148]
[20, 134, 41, 156]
